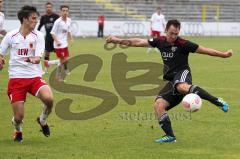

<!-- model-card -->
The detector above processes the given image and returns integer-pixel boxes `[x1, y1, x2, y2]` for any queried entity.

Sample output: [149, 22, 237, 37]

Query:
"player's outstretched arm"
[196, 45, 233, 58]
[0, 54, 5, 70]
[68, 32, 74, 44]
[106, 36, 150, 47]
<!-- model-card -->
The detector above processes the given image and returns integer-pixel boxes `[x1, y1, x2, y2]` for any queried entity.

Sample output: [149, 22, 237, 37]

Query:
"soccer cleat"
[13, 131, 23, 142]
[217, 98, 229, 112]
[37, 117, 50, 137]
[155, 135, 176, 143]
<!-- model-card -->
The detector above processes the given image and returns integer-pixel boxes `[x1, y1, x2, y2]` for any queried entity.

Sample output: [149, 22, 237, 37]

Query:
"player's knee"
[60, 59, 65, 64]
[14, 115, 24, 123]
[154, 99, 167, 112]
[176, 83, 190, 94]
[45, 96, 54, 107]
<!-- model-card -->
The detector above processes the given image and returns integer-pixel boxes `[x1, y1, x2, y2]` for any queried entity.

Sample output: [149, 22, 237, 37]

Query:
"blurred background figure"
[147, 6, 166, 53]
[97, 15, 105, 38]
[37, 2, 59, 74]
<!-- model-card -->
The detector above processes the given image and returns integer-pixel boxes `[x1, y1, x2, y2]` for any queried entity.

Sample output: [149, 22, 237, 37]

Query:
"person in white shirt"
[49, 5, 74, 81]
[0, 0, 6, 36]
[147, 7, 166, 53]
[0, 6, 53, 142]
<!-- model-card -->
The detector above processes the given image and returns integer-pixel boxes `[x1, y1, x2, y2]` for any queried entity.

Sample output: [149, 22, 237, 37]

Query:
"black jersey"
[148, 36, 199, 81]
[37, 13, 59, 39]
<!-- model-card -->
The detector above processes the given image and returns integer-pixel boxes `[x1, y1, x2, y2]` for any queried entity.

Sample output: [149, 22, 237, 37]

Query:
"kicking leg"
[176, 83, 229, 112]
[36, 85, 54, 137]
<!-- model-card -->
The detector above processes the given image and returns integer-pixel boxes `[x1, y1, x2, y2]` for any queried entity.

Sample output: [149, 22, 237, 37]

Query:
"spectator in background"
[50, 5, 73, 81]
[147, 7, 166, 53]
[38, 2, 59, 74]
[97, 15, 105, 38]
[0, 0, 6, 36]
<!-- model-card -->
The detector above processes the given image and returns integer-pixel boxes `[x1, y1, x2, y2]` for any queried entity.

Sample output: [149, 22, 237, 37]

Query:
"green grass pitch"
[0, 37, 239, 159]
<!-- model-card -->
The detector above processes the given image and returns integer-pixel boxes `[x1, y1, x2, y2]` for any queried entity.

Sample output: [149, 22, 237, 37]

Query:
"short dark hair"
[45, 2, 53, 6]
[60, 5, 69, 10]
[17, 5, 39, 24]
[156, 7, 161, 10]
[166, 19, 181, 30]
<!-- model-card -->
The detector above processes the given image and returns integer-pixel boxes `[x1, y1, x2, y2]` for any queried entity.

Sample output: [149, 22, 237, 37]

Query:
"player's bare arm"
[68, 31, 74, 43]
[196, 45, 233, 58]
[106, 36, 150, 47]
[51, 33, 61, 46]
[0, 54, 5, 70]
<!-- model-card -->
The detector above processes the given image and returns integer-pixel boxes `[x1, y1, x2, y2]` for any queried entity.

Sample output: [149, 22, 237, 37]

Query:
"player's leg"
[62, 47, 70, 75]
[37, 85, 53, 137]
[100, 25, 104, 37]
[44, 41, 60, 74]
[8, 78, 28, 142]
[98, 25, 101, 37]
[55, 57, 64, 81]
[37, 85, 53, 124]
[43, 51, 51, 74]
[101, 25, 104, 37]
[147, 31, 156, 53]
[54, 48, 64, 80]
[154, 82, 182, 143]
[63, 57, 70, 75]
[43, 40, 51, 74]
[175, 69, 229, 112]
[31, 78, 53, 137]
[44, 51, 50, 61]
[154, 32, 161, 53]
[11, 101, 24, 142]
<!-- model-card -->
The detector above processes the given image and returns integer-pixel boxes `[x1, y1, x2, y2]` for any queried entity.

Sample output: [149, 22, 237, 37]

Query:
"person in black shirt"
[38, 2, 59, 73]
[106, 19, 233, 143]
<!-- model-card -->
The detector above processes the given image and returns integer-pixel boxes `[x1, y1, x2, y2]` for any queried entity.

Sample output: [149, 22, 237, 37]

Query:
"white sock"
[39, 105, 48, 125]
[12, 117, 22, 132]
[147, 48, 152, 53]
[48, 60, 60, 65]
[56, 64, 63, 78]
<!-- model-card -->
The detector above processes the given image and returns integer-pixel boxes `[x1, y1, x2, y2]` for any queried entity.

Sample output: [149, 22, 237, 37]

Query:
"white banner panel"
[3, 20, 240, 37]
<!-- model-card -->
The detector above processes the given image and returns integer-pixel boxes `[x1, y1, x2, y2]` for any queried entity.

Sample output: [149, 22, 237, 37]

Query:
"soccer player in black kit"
[38, 2, 59, 73]
[106, 20, 233, 143]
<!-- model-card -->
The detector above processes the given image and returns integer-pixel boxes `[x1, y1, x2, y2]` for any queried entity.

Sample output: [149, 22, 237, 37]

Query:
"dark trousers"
[98, 25, 104, 37]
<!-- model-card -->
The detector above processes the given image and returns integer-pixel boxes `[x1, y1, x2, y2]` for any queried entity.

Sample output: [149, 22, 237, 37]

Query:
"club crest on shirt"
[171, 46, 177, 52]
[29, 42, 33, 49]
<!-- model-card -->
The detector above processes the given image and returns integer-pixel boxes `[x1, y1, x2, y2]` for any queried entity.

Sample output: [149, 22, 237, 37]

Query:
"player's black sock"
[188, 85, 222, 106]
[44, 56, 49, 60]
[158, 113, 175, 137]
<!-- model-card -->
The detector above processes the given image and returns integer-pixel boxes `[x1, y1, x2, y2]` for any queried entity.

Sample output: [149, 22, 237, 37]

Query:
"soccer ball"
[182, 93, 202, 112]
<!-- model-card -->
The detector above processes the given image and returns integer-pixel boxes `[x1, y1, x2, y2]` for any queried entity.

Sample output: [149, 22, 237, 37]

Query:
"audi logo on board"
[183, 23, 204, 36]
[122, 22, 145, 36]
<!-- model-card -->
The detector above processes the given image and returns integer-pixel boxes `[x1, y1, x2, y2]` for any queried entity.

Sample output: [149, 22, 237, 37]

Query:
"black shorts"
[45, 37, 54, 52]
[156, 69, 192, 110]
